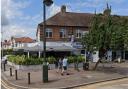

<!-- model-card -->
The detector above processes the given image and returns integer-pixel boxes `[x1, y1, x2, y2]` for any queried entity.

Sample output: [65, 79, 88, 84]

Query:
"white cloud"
[66, 0, 104, 8]
[47, 4, 72, 18]
[47, 4, 60, 18]
[1, 0, 35, 40]
[2, 25, 35, 40]
[1, 0, 31, 22]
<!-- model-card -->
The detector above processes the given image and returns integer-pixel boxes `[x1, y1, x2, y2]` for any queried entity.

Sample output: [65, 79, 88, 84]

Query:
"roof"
[2, 40, 11, 46]
[13, 37, 34, 43]
[39, 5, 128, 27]
[39, 12, 94, 27]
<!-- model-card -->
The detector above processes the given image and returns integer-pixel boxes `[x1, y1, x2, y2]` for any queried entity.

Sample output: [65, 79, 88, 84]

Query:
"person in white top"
[61, 57, 69, 75]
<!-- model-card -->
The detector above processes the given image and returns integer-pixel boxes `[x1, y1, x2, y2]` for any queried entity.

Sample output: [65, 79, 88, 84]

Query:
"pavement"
[76, 78, 128, 89]
[1, 61, 128, 89]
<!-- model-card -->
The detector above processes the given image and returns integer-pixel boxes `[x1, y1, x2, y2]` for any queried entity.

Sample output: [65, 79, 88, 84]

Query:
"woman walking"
[57, 58, 63, 73]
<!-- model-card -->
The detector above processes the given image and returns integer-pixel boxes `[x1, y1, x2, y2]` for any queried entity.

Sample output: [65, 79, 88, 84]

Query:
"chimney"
[61, 5, 66, 13]
[4, 40, 7, 42]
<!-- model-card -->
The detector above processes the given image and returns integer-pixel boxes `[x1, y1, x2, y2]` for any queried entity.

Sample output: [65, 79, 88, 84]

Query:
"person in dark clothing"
[54, 59, 58, 69]
[57, 58, 63, 73]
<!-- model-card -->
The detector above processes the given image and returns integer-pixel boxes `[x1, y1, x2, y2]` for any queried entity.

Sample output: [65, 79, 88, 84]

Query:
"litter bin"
[83, 62, 89, 70]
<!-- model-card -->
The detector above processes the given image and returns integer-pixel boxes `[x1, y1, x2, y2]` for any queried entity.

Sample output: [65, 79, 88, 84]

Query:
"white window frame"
[46, 28, 53, 38]
[82, 31, 89, 36]
[60, 29, 66, 38]
[76, 29, 82, 38]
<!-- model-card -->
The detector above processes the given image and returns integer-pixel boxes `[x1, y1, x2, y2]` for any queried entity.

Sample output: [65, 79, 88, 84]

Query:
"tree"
[81, 8, 128, 70]
[110, 16, 128, 60]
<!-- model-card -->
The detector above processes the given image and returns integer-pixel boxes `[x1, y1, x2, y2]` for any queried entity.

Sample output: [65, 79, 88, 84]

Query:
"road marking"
[1, 80, 16, 89]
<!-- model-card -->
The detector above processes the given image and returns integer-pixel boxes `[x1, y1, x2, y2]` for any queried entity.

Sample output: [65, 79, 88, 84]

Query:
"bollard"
[28, 73, 30, 84]
[10, 68, 12, 76]
[15, 70, 18, 80]
[1, 63, 2, 69]
[4, 63, 6, 71]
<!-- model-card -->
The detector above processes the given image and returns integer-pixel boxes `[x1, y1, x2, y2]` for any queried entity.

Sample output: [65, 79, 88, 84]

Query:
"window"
[15, 43, 18, 47]
[46, 28, 52, 38]
[82, 31, 89, 36]
[76, 29, 82, 38]
[60, 29, 66, 38]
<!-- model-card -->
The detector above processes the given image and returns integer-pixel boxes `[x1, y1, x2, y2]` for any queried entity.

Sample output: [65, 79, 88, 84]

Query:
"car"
[1, 55, 10, 64]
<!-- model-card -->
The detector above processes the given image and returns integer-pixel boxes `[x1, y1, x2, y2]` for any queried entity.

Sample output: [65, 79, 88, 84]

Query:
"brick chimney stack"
[61, 5, 66, 13]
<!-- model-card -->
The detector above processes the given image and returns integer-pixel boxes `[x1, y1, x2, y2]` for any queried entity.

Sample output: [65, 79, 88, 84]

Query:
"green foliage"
[77, 55, 85, 62]
[8, 55, 85, 65]
[81, 13, 128, 54]
[7, 55, 44, 65]
[47, 56, 56, 64]
[67, 56, 74, 63]
[68, 55, 85, 63]
[3, 49, 13, 56]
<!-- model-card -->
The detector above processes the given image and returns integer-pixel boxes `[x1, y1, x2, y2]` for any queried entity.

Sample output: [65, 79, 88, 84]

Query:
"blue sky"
[1, 0, 128, 40]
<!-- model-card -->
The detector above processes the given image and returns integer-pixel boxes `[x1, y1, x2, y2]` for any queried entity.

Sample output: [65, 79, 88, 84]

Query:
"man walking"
[61, 57, 69, 75]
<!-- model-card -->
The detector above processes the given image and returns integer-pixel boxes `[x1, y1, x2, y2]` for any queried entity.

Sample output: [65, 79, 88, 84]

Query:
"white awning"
[13, 42, 77, 52]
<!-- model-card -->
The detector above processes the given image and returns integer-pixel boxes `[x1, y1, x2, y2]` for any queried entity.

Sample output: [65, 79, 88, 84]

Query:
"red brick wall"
[39, 25, 89, 42]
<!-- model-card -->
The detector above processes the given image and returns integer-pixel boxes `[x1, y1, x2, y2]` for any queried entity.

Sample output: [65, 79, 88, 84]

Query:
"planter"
[7, 61, 42, 70]
[7, 61, 85, 70]
[7, 61, 55, 70]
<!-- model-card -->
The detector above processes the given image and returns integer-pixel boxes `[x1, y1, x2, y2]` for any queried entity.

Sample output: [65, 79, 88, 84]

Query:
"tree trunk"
[93, 48, 106, 70]
[93, 58, 102, 70]
[123, 50, 125, 61]
[116, 50, 121, 63]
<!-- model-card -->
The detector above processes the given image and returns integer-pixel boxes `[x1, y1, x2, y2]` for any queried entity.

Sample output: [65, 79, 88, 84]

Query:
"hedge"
[7, 55, 85, 65]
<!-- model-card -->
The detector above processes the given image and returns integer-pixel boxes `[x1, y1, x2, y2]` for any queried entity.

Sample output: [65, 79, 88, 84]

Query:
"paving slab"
[1, 62, 128, 89]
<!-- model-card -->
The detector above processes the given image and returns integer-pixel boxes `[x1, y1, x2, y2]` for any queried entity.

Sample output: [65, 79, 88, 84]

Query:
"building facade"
[2, 37, 34, 49]
[36, 5, 93, 43]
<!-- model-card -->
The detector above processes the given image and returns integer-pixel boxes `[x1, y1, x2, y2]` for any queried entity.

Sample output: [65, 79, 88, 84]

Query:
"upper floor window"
[60, 29, 66, 38]
[82, 31, 89, 36]
[76, 29, 82, 38]
[46, 28, 52, 38]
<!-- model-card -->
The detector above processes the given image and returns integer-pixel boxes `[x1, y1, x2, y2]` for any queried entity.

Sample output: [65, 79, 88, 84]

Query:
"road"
[1, 79, 16, 89]
[1, 85, 6, 89]
[1, 78, 128, 89]
[74, 78, 128, 89]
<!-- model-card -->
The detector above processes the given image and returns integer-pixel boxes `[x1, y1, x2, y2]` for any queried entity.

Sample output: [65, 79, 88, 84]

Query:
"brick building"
[36, 5, 94, 43]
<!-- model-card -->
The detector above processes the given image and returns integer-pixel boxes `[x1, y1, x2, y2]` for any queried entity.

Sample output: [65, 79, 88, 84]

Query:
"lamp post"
[42, 0, 53, 83]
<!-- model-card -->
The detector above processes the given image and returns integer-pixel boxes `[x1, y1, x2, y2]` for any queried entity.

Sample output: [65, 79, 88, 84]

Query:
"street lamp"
[42, 0, 53, 83]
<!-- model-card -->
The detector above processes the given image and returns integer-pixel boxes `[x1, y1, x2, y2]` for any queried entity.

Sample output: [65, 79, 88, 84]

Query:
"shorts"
[63, 66, 67, 70]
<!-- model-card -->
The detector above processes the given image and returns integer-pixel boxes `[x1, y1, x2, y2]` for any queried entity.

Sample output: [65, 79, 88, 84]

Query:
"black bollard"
[15, 70, 18, 80]
[10, 68, 12, 76]
[4, 63, 6, 71]
[1, 63, 2, 69]
[28, 73, 30, 84]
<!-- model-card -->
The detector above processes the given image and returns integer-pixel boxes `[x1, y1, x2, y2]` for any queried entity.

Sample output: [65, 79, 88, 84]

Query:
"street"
[1, 85, 6, 89]
[75, 78, 128, 89]
[1, 79, 16, 89]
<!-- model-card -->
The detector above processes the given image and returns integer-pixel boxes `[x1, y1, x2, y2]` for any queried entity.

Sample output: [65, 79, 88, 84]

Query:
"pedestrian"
[54, 58, 58, 69]
[61, 56, 69, 75]
[57, 58, 63, 73]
